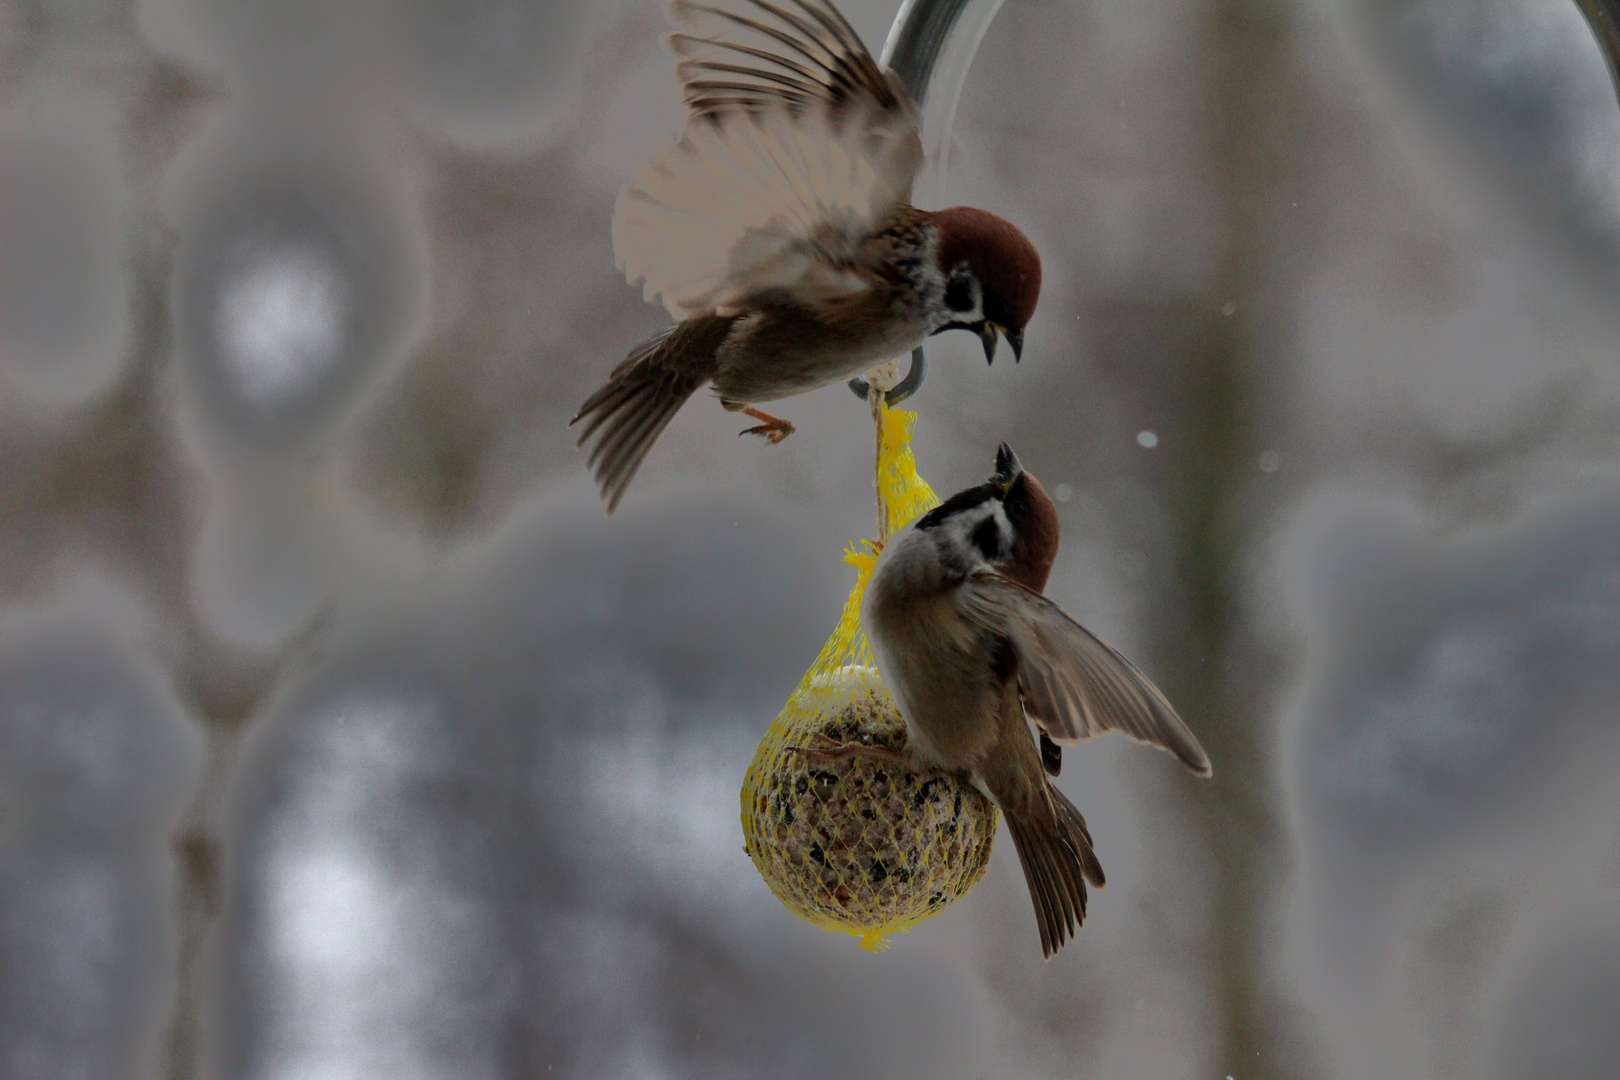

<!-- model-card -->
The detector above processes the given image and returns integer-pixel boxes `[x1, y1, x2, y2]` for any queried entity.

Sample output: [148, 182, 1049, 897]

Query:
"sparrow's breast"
[864, 538, 1009, 773]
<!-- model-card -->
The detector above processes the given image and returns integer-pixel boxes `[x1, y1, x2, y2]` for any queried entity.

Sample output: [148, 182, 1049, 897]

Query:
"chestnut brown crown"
[931, 206, 1042, 359]
[991, 443, 1061, 593]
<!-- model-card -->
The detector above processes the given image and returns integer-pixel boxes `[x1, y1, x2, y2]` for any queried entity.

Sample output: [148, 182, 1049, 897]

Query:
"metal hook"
[848, 347, 927, 405]
[847, 0, 1007, 408]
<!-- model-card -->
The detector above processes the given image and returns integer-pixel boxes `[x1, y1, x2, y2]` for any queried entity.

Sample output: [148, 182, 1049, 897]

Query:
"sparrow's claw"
[739, 423, 794, 444]
[787, 732, 908, 764]
[739, 407, 795, 444]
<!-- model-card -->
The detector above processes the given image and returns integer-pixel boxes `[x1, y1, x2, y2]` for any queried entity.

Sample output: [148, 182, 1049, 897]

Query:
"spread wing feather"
[665, 0, 909, 117]
[612, 0, 922, 319]
[961, 571, 1213, 777]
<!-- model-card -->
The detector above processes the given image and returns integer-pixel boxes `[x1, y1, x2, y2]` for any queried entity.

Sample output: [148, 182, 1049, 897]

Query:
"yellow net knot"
[739, 405, 999, 949]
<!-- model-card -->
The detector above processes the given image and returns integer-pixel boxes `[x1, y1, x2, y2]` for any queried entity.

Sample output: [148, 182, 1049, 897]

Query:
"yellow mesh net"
[740, 404, 999, 950]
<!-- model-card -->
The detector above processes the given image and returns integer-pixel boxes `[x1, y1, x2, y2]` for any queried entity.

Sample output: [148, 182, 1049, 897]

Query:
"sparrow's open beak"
[993, 442, 1022, 490]
[978, 323, 998, 365]
[1005, 327, 1023, 362]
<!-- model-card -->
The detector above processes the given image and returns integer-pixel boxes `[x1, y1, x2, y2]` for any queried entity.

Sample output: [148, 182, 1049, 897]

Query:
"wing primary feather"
[674, 4, 843, 77]
[964, 572, 1213, 777]
[678, 62, 823, 97]
[669, 21, 843, 93]
[685, 95, 809, 119]
[617, 1, 922, 317]
[744, 0, 856, 64]
[683, 77, 818, 99]
[786, 0, 872, 58]
[668, 34, 827, 86]
[781, 0, 888, 97]
[772, 0, 889, 96]
[675, 0, 895, 112]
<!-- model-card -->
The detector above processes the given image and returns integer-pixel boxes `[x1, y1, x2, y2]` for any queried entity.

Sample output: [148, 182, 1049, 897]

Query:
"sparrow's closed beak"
[994, 442, 1022, 489]
[978, 323, 998, 365]
[1006, 328, 1023, 362]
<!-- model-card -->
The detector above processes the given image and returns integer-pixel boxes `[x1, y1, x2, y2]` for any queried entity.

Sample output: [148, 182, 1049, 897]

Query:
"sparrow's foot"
[787, 732, 908, 764]
[739, 407, 795, 444]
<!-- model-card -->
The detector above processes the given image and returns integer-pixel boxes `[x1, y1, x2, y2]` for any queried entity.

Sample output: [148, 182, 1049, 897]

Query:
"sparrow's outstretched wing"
[960, 571, 1213, 777]
[613, 0, 923, 319]
[665, 0, 910, 121]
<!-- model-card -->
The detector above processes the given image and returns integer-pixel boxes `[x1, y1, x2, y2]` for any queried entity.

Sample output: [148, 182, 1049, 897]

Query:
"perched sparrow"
[859, 444, 1211, 957]
[572, 0, 1042, 512]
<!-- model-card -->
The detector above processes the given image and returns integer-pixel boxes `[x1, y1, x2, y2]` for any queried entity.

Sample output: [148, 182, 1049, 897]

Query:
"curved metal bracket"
[848, 0, 1007, 406]
[1575, 1, 1620, 106]
[849, 346, 927, 405]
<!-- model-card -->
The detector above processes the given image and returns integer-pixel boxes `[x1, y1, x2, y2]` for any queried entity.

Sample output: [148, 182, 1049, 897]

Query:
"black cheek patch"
[971, 516, 1002, 561]
[945, 271, 974, 313]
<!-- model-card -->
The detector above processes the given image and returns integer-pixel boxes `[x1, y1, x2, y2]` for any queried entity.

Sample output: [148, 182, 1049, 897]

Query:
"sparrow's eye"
[1006, 493, 1028, 523]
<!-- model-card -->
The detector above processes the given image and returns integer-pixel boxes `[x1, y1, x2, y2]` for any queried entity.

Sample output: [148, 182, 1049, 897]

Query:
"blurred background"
[2, 0, 1619, 1077]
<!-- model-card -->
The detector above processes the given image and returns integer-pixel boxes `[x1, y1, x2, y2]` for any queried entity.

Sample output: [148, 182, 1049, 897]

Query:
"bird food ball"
[741, 665, 998, 946]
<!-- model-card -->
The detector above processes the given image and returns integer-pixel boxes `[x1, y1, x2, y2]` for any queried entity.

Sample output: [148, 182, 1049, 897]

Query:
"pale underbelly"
[711, 322, 930, 405]
[867, 612, 1002, 774]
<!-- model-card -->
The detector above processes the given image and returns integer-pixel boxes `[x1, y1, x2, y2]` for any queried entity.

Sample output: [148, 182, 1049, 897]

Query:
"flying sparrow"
[572, 0, 1042, 512]
[858, 444, 1212, 957]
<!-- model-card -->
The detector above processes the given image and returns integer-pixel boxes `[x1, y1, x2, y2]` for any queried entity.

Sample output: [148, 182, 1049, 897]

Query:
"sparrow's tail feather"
[1051, 783, 1106, 889]
[572, 317, 730, 514]
[1003, 783, 1104, 958]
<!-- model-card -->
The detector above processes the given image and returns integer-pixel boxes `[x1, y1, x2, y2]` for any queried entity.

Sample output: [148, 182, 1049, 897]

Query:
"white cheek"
[944, 505, 1011, 565]
[872, 524, 947, 593]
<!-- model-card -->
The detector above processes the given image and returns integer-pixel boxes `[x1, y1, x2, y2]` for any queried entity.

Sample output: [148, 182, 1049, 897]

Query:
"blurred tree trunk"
[1142, 0, 1328, 1075]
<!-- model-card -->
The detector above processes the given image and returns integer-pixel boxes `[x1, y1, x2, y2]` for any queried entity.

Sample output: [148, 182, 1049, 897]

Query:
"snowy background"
[2, 0, 1620, 1077]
